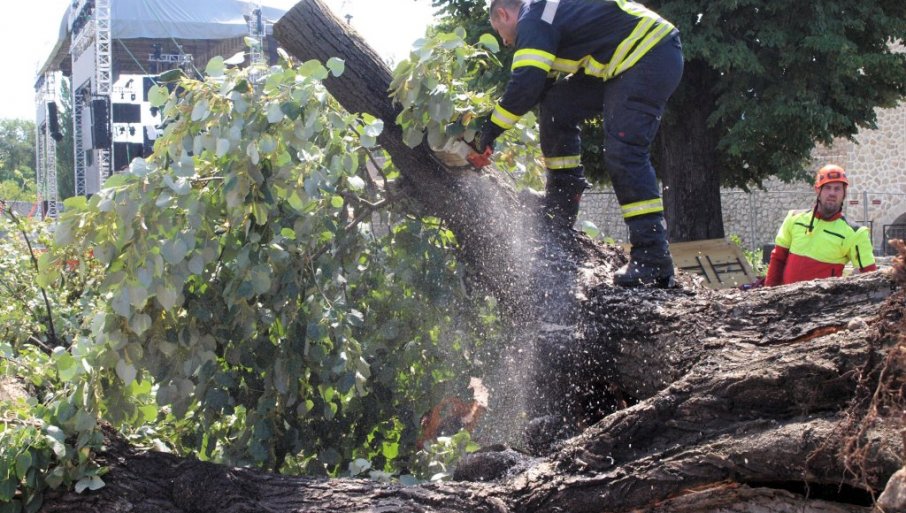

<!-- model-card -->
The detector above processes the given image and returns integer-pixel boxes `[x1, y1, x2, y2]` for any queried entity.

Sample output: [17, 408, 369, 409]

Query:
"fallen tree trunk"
[43, 270, 905, 512]
[41, 1, 906, 511]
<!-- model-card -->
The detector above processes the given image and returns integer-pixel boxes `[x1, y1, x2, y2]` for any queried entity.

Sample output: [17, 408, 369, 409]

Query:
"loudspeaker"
[91, 99, 110, 149]
[112, 103, 141, 123]
[47, 102, 63, 141]
[113, 142, 145, 171]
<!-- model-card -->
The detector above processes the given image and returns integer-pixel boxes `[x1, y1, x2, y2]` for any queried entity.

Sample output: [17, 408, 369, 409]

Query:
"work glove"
[477, 127, 497, 156]
[467, 118, 503, 168]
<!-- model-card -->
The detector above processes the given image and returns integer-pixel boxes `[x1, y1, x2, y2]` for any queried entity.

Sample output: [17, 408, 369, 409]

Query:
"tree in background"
[0, 119, 37, 201]
[55, 78, 75, 200]
[430, 0, 906, 242]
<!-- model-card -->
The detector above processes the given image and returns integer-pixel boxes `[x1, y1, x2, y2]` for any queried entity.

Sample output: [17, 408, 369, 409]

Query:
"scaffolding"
[70, 0, 113, 195]
[34, 73, 60, 219]
[73, 86, 87, 197]
[95, 0, 113, 180]
[36, 0, 289, 202]
[248, 1, 265, 66]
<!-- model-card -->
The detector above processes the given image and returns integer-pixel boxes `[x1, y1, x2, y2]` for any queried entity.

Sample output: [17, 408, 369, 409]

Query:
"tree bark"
[272, 0, 546, 316]
[40, 1, 906, 511]
[657, 59, 726, 242]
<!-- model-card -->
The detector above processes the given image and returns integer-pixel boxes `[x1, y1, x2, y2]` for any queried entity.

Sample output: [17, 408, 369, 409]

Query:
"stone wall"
[579, 99, 906, 255]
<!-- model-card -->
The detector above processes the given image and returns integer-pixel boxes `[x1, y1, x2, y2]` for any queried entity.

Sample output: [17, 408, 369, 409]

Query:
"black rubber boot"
[613, 213, 676, 288]
[542, 171, 589, 229]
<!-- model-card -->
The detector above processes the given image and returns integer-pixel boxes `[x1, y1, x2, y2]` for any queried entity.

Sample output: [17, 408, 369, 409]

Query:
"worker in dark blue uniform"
[475, 0, 684, 287]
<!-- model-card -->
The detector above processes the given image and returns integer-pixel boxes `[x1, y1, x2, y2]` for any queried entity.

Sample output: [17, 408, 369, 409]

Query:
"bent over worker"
[475, 0, 684, 288]
[764, 165, 877, 287]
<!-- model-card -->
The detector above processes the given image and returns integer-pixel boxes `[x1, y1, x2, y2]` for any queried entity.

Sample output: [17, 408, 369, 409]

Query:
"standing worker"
[764, 164, 877, 287]
[472, 0, 684, 288]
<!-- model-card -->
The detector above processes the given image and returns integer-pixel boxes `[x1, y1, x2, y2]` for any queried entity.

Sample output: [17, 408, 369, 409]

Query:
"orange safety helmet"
[814, 164, 849, 190]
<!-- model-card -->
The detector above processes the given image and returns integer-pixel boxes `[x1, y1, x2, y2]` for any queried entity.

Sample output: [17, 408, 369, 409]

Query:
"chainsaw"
[430, 138, 492, 170]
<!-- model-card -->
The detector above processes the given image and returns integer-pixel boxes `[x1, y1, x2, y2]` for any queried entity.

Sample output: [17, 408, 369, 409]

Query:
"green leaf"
[330, 195, 345, 209]
[479, 33, 500, 53]
[0, 479, 15, 502]
[233, 79, 250, 93]
[579, 220, 601, 238]
[267, 102, 285, 124]
[129, 313, 152, 336]
[72, 408, 96, 432]
[112, 288, 132, 318]
[44, 426, 66, 459]
[299, 60, 329, 80]
[363, 119, 384, 138]
[251, 265, 272, 295]
[148, 85, 169, 107]
[216, 138, 231, 157]
[205, 56, 226, 77]
[14, 451, 32, 479]
[348, 458, 371, 476]
[347, 176, 365, 191]
[54, 350, 79, 382]
[326, 57, 346, 77]
[116, 359, 137, 385]
[251, 202, 268, 225]
[281, 101, 302, 120]
[63, 195, 87, 210]
[191, 99, 210, 122]
[188, 254, 205, 275]
[158, 69, 186, 83]
[161, 239, 189, 265]
[259, 134, 277, 153]
[74, 476, 105, 494]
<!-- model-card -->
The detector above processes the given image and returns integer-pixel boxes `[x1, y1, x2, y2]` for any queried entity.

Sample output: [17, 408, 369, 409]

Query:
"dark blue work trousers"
[538, 33, 684, 209]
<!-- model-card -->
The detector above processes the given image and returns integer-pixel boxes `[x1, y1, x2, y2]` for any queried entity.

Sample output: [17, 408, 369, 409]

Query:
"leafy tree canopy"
[654, 0, 906, 187]
[2, 34, 521, 509]
[0, 119, 36, 188]
[431, 0, 906, 189]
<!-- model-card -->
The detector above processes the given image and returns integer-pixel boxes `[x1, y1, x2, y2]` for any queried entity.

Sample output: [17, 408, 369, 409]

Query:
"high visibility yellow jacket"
[488, 0, 676, 135]
[765, 209, 877, 287]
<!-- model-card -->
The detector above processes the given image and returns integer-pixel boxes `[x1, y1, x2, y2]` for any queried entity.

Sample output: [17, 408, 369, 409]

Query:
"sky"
[0, 0, 436, 121]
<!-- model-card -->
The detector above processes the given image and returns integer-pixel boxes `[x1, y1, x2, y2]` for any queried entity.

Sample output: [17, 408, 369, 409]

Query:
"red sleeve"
[764, 246, 790, 287]
[859, 264, 878, 273]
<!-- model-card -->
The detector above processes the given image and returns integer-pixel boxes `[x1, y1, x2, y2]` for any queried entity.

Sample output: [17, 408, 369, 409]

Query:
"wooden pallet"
[669, 238, 758, 289]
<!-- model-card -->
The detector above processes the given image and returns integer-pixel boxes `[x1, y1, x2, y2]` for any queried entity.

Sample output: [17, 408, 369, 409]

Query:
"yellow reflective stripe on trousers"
[621, 198, 663, 218]
[544, 155, 582, 170]
[490, 103, 520, 130]
[512, 48, 555, 72]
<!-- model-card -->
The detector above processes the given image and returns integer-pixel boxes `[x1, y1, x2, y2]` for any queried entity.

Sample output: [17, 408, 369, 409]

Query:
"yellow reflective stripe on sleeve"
[616, 0, 660, 19]
[612, 23, 674, 76]
[512, 49, 555, 72]
[490, 103, 520, 130]
[544, 155, 582, 170]
[621, 198, 664, 218]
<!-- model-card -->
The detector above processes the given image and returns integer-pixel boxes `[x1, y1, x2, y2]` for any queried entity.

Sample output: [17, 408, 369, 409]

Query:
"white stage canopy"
[38, 0, 289, 77]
